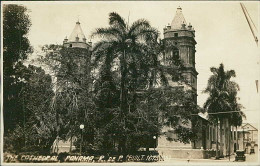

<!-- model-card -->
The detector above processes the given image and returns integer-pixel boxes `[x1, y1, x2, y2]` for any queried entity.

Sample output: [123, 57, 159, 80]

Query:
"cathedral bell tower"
[62, 21, 92, 91]
[162, 7, 198, 96]
[63, 21, 92, 49]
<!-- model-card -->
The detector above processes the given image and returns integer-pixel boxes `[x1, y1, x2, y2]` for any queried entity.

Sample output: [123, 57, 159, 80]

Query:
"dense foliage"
[91, 12, 201, 153]
[4, 9, 202, 155]
[3, 5, 56, 154]
[4, 65, 55, 154]
[3, 4, 32, 132]
[203, 63, 245, 122]
[203, 63, 245, 158]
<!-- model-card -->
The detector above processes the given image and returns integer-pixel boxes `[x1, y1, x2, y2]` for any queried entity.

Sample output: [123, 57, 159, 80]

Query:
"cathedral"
[62, 7, 200, 156]
[63, 7, 197, 97]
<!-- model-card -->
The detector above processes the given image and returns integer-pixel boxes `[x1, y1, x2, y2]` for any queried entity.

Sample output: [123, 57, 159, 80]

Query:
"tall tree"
[91, 12, 160, 153]
[39, 45, 95, 153]
[203, 63, 244, 158]
[92, 54, 120, 152]
[3, 4, 32, 132]
[91, 12, 201, 153]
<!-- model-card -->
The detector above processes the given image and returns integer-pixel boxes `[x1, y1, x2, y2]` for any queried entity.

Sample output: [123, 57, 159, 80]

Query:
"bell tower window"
[172, 47, 179, 62]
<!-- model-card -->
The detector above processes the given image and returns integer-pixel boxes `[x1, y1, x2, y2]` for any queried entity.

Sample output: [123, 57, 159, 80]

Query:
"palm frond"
[129, 19, 151, 35]
[109, 12, 127, 31]
[210, 67, 218, 75]
[226, 70, 236, 79]
[91, 27, 122, 41]
[136, 28, 159, 42]
[92, 40, 112, 52]
[92, 41, 117, 67]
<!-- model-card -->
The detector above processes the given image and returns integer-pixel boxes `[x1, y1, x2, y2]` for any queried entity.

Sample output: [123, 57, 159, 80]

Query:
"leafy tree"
[92, 12, 162, 153]
[142, 87, 200, 143]
[4, 65, 55, 154]
[203, 63, 244, 158]
[39, 45, 95, 153]
[92, 57, 120, 153]
[3, 4, 32, 132]
[204, 64, 235, 116]
[92, 12, 202, 153]
[3, 5, 58, 154]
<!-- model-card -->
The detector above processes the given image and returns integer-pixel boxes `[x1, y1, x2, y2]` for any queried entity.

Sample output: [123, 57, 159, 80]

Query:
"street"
[245, 149, 259, 162]
[159, 149, 259, 164]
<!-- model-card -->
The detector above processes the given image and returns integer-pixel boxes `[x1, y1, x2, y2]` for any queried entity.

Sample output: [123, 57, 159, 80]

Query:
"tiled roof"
[68, 21, 86, 43]
[171, 7, 187, 30]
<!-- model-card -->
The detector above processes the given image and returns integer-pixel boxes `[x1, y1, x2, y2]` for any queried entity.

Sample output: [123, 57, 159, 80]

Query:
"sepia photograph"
[1, 1, 259, 165]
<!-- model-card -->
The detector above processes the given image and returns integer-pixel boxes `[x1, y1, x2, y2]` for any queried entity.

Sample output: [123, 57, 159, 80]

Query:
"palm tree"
[230, 102, 245, 151]
[203, 63, 242, 159]
[91, 12, 161, 153]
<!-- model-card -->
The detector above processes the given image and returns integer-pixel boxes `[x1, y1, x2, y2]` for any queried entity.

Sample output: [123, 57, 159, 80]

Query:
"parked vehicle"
[235, 150, 246, 161]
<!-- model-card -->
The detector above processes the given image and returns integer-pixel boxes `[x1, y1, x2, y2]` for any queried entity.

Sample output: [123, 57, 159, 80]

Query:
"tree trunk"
[219, 118, 223, 157]
[228, 120, 231, 160]
[231, 125, 234, 153]
[236, 126, 238, 150]
[69, 134, 73, 153]
[119, 50, 128, 154]
[224, 119, 227, 156]
[216, 117, 219, 159]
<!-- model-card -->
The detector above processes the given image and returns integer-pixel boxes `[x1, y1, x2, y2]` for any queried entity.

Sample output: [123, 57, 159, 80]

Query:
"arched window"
[171, 46, 179, 65]
[164, 46, 179, 66]
[172, 47, 179, 59]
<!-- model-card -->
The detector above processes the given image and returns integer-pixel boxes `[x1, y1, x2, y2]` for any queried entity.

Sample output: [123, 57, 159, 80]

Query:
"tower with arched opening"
[157, 7, 199, 151]
[162, 7, 198, 96]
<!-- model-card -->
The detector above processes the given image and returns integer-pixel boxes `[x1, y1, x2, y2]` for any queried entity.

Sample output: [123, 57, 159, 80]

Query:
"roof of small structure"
[235, 123, 258, 132]
[171, 7, 187, 30]
[242, 123, 258, 131]
[68, 21, 86, 43]
[236, 127, 250, 132]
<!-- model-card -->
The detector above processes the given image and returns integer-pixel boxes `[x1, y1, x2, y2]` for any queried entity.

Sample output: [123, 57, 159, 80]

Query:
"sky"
[3, 1, 260, 124]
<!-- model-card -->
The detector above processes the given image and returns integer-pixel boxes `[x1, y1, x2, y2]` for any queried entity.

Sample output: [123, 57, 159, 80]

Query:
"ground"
[77, 149, 259, 165]
[157, 149, 259, 165]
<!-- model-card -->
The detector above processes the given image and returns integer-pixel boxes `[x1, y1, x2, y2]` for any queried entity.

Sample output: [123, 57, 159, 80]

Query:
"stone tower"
[162, 7, 198, 98]
[157, 7, 198, 152]
[62, 21, 92, 90]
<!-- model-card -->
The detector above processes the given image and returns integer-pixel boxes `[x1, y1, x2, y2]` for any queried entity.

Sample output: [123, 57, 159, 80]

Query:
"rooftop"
[67, 21, 86, 43]
[171, 7, 187, 30]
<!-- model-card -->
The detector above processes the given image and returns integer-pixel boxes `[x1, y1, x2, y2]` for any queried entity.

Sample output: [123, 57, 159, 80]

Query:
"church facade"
[62, 7, 201, 155]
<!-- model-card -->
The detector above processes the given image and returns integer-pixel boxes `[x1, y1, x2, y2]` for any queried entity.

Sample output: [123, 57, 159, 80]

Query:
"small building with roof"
[234, 123, 258, 154]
